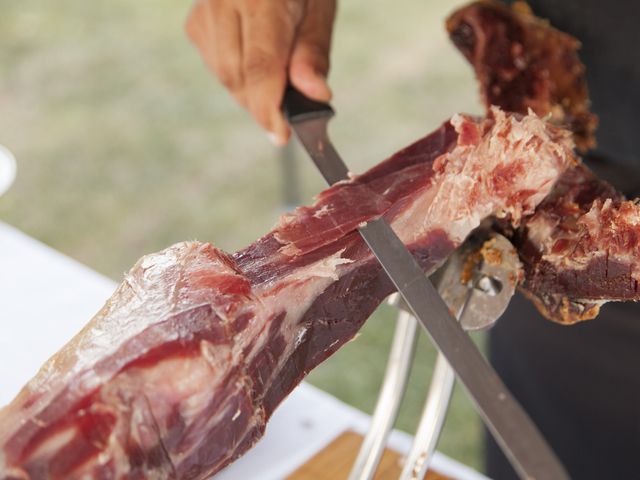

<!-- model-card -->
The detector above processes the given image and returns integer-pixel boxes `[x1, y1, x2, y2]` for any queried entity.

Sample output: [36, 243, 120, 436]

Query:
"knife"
[282, 86, 569, 480]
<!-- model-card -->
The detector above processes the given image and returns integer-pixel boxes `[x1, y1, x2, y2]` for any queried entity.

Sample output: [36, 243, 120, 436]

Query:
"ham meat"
[515, 165, 640, 323]
[447, 0, 598, 152]
[0, 109, 575, 479]
[447, 0, 640, 323]
[5, 1, 638, 477]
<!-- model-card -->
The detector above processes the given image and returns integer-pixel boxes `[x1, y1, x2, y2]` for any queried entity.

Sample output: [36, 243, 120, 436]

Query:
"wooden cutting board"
[287, 430, 452, 480]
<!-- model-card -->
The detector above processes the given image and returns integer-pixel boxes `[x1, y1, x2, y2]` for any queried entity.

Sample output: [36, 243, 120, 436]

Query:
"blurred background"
[0, 0, 487, 472]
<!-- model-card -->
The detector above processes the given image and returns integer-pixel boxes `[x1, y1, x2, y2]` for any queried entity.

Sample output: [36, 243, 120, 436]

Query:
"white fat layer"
[150, 353, 228, 423]
[313, 204, 332, 218]
[525, 214, 557, 251]
[529, 200, 640, 280]
[286, 248, 354, 283]
[239, 248, 355, 370]
[392, 108, 571, 247]
[294, 328, 308, 349]
[1, 466, 28, 480]
[26, 425, 76, 465]
[546, 249, 607, 268]
[543, 244, 640, 281]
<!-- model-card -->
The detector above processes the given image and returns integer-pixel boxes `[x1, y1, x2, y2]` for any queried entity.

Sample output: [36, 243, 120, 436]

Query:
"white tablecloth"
[0, 222, 488, 480]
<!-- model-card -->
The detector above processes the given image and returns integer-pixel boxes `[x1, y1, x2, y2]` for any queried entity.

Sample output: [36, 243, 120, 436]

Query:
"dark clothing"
[487, 2, 640, 479]
[487, 297, 640, 479]
[517, 0, 640, 168]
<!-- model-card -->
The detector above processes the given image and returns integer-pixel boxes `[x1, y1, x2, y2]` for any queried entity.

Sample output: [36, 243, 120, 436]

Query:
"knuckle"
[284, 0, 305, 23]
[253, 107, 273, 130]
[184, 15, 200, 41]
[216, 68, 240, 90]
[244, 49, 279, 83]
[305, 44, 329, 71]
[248, 97, 277, 129]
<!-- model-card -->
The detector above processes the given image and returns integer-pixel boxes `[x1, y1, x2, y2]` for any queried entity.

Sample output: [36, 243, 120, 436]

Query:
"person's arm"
[185, 0, 337, 145]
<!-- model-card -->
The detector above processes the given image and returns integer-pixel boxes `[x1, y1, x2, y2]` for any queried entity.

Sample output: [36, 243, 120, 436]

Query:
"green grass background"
[0, 0, 488, 472]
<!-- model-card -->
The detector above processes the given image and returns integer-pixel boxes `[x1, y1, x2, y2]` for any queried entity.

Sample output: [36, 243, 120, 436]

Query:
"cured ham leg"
[448, 0, 640, 323]
[0, 109, 574, 480]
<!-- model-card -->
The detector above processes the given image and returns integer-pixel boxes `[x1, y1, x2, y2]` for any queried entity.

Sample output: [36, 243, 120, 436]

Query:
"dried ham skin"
[447, 0, 598, 152]
[0, 109, 575, 479]
[448, 1, 640, 324]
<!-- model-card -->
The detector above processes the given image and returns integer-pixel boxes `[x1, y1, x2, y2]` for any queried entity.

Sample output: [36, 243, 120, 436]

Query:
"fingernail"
[267, 132, 286, 147]
[296, 74, 331, 101]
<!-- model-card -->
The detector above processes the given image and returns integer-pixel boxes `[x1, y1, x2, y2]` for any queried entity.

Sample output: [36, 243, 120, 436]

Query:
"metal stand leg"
[399, 353, 455, 480]
[399, 284, 473, 480]
[348, 294, 418, 480]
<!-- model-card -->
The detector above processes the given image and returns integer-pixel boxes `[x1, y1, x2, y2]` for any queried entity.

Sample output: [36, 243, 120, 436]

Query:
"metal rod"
[399, 263, 513, 480]
[399, 353, 455, 480]
[348, 298, 418, 480]
[349, 262, 472, 480]
[400, 353, 456, 480]
[398, 285, 474, 480]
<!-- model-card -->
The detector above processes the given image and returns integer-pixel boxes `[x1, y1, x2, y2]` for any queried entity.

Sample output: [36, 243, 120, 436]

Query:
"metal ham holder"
[281, 86, 569, 480]
[348, 232, 520, 480]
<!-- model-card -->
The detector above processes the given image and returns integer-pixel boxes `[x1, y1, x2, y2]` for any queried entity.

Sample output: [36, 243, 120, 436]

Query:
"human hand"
[186, 0, 337, 145]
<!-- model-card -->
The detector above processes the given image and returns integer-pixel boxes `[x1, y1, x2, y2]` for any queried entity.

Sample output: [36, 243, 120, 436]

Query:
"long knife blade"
[282, 86, 569, 480]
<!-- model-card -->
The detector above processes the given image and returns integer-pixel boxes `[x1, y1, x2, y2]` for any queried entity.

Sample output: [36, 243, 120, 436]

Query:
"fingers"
[186, 0, 246, 107]
[185, 0, 219, 69]
[239, 0, 305, 145]
[289, 0, 336, 102]
[211, 5, 246, 107]
[187, 0, 337, 146]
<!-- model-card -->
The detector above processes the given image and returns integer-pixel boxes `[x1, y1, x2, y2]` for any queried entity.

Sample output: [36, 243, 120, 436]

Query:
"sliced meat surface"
[516, 165, 640, 323]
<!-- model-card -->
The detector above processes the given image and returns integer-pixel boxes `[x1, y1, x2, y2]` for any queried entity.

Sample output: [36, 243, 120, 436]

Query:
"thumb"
[289, 0, 336, 102]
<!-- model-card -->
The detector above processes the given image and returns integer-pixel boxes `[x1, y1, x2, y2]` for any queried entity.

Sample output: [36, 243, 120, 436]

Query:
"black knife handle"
[282, 84, 334, 124]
